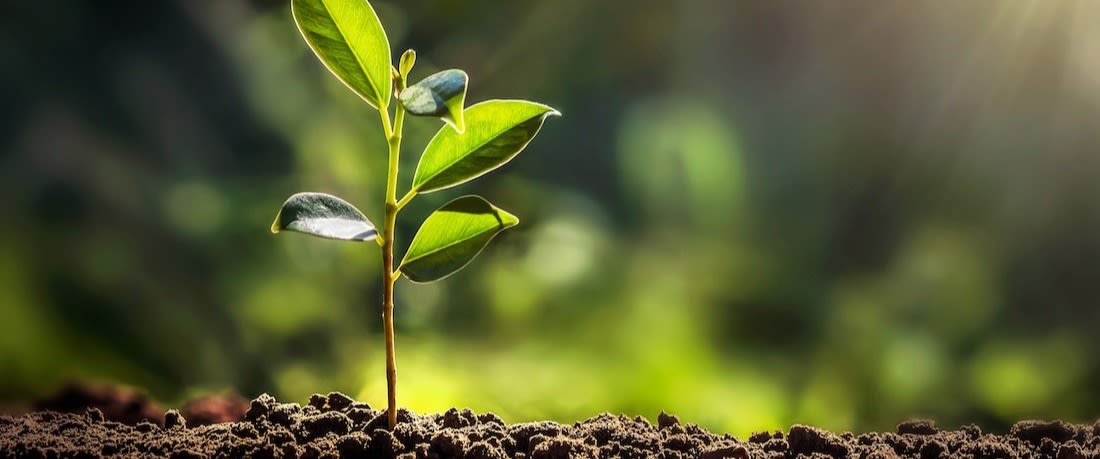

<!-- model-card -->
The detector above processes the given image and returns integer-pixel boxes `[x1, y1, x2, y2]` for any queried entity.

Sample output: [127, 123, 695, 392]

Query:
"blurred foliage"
[2, 0, 1100, 437]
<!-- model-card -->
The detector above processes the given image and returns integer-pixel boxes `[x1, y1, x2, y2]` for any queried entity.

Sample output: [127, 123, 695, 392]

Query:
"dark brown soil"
[32, 382, 165, 426]
[2, 393, 1099, 459]
[30, 382, 249, 427]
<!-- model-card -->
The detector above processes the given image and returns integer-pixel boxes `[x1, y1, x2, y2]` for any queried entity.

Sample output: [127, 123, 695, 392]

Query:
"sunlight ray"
[910, 3, 1009, 153]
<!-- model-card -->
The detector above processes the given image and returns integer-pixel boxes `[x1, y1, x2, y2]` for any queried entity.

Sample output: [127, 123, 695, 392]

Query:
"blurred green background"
[2, 0, 1099, 437]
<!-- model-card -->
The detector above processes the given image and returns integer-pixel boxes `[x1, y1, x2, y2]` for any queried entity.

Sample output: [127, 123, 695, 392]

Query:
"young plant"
[270, 0, 558, 428]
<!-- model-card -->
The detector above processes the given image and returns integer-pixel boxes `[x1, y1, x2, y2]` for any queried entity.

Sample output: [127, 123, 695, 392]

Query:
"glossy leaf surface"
[272, 192, 377, 242]
[399, 195, 518, 283]
[412, 100, 559, 193]
[399, 69, 468, 132]
[292, 0, 391, 109]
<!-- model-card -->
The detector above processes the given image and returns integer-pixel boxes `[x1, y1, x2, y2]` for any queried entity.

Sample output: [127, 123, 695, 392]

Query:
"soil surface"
[30, 382, 250, 427]
[2, 393, 1099, 459]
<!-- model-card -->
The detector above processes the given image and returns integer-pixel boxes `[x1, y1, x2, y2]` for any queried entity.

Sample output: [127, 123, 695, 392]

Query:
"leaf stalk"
[395, 189, 416, 212]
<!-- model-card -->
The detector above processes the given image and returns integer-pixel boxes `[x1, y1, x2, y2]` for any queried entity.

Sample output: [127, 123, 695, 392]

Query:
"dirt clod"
[789, 424, 851, 458]
[326, 392, 355, 411]
[299, 411, 351, 440]
[85, 407, 104, 423]
[372, 428, 404, 456]
[529, 435, 599, 459]
[3, 394, 1100, 458]
[899, 419, 938, 436]
[270, 402, 302, 426]
[701, 442, 749, 459]
[164, 409, 186, 429]
[658, 411, 681, 428]
[749, 431, 773, 443]
[1012, 420, 1076, 444]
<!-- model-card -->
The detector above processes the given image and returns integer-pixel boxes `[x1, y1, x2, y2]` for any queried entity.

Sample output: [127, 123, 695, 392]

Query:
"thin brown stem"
[381, 227, 397, 428]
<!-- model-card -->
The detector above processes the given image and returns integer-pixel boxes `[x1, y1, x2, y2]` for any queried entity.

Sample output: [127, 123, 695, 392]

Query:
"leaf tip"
[270, 211, 283, 234]
[495, 207, 520, 228]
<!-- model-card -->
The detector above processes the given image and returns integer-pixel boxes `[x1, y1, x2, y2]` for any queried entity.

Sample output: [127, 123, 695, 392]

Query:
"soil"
[30, 382, 250, 427]
[2, 392, 1099, 459]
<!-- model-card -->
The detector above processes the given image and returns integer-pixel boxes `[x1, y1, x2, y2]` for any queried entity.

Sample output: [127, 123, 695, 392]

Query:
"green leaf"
[412, 100, 559, 193]
[271, 192, 377, 242]
[399, 69, 469, 133]
[399, 195, 519, 283]
[292, 0, 392, 109]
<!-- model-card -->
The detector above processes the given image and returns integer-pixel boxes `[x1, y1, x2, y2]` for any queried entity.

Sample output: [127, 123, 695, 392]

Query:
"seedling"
[270, 0, 558, 428]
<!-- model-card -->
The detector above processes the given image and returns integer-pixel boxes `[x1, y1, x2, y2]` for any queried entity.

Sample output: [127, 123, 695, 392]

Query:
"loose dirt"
[31, 382, 250, 427]
[2, 393, 1098, 458]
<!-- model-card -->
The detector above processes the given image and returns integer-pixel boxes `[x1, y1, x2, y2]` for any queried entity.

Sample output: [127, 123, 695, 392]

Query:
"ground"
[2, 391, 1099, 458]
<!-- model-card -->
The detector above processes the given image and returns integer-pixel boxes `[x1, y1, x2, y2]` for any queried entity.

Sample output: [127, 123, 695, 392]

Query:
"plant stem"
[379, 101, 405, 429]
